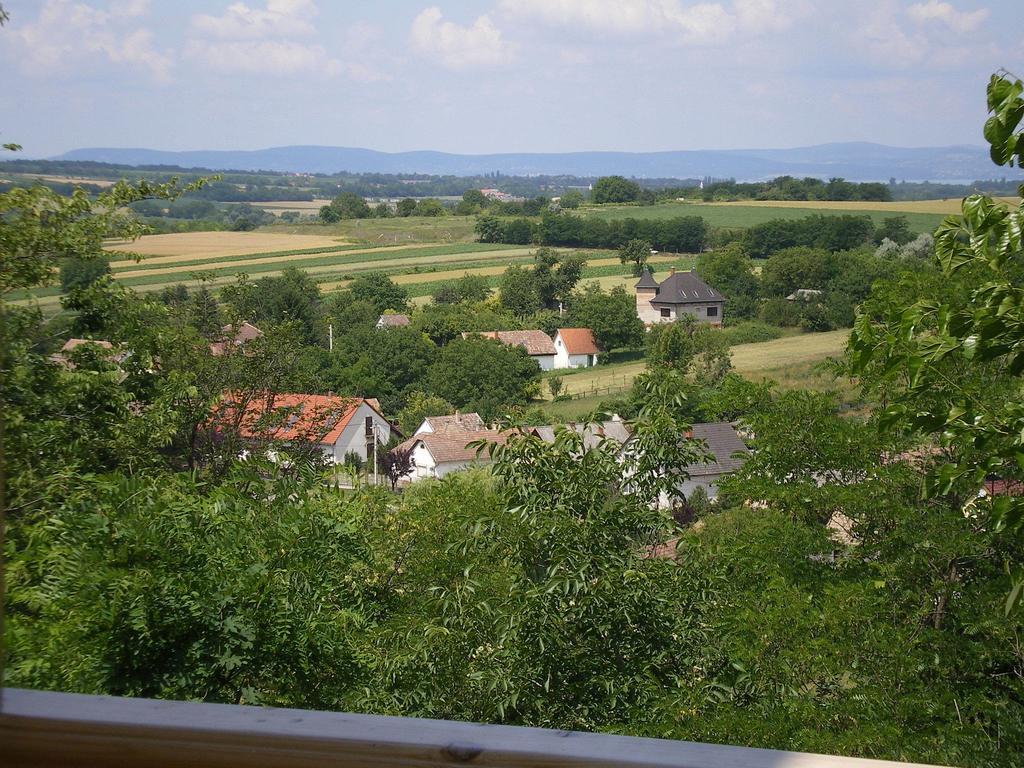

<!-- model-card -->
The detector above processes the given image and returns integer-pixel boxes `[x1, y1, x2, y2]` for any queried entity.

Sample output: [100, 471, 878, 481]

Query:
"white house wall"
[533, 354, 555, 371]
[331, 403, 393, 463]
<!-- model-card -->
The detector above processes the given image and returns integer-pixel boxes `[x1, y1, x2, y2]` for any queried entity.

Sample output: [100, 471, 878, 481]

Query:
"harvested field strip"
[105, 231, 350, 259]
[109, 244, 516, 272]
[112, 243, 523, 277]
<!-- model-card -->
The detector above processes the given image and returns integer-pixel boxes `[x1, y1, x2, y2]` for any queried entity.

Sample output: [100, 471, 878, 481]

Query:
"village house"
[209, 322, 262, 356]
[676, 422, 750, 500]
[463, 330, 557, 370]
[531, 419, 632, 451]
[226, 393, 395, 465]
[399, 427, 508, 480]
[375, 313, 411, 329]
[415, 411, 486, 435]
[552, 328, 602, 369]
[49, 338, 126, 369]
[635, 267, 724, 326]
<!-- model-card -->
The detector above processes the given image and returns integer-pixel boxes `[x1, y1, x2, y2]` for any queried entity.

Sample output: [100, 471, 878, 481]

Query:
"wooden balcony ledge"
[1, 688, 944, 768]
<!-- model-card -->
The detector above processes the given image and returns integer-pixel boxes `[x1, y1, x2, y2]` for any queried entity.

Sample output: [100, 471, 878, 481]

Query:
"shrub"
[720, 321, 785, 346]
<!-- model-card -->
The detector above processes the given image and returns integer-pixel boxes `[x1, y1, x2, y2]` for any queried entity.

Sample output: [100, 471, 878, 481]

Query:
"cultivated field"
[106, 231, 349, 259]
[584, 201, 945, 234]
[256, 199, 332, 212]
[703, 197, 1019, 215]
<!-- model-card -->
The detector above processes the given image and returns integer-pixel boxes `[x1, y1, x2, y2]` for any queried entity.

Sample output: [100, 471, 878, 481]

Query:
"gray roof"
[532, 421, 632, 450]
[635, 268, 659, 290]
[649, 270, 723, 306]
[683, 422, 749, 477]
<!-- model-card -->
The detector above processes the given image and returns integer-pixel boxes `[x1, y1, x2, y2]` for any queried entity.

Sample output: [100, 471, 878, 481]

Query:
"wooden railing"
[0, 688, 944, 768]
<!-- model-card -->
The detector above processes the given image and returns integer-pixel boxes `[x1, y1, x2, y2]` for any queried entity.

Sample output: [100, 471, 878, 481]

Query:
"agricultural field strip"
[703, 197, 1020, 215]
[105, 232, 352, 259]
[11, 253, 689, 306]
[583, 202, 944, 233]
[114, 249, 681, 288]
[325, 255, 688, 293]
[111, 243, 524, 277]
[397, 258, 693, 298]
[548, 329, 849, 397]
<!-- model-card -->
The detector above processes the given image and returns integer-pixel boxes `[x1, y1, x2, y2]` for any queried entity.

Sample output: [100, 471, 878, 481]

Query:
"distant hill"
[50, 142, 1021, 182]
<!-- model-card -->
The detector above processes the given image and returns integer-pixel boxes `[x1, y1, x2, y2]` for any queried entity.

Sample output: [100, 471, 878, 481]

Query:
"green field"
[581, 201, 944, 234]
[540, 329, 851, 420]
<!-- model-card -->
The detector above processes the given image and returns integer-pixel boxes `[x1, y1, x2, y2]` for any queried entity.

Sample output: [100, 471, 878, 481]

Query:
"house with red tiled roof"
[209, 322, 262, 356]
[553, 328, 602, 369]
[462, 330, 556, 370]
[220, 392, 395, 464]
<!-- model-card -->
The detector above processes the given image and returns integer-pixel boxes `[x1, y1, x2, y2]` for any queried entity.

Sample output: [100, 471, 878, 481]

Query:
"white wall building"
[553, 328, 602, 369]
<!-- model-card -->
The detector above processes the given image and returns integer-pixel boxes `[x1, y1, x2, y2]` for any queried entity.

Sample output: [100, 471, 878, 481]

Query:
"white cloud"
[190, 0, 318, 40]
[6, 0, 172, 82]
[411, 7, 516, 70]
[497, 0, 800, 45]
[185, 0, 383, 79]
[907, 1, 989, 33]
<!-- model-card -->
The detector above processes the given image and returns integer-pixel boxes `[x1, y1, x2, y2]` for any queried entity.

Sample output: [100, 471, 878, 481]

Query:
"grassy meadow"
[541, 329, 851, 420]
[583, 201, 945, 234]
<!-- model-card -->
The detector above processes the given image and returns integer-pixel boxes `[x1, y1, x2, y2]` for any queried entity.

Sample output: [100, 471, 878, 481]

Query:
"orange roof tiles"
[556, 328, 602, 355]
[223, 393, 373, 446]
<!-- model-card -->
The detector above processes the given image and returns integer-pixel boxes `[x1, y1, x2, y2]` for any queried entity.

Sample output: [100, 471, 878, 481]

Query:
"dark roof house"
[635, 268, 724, 326]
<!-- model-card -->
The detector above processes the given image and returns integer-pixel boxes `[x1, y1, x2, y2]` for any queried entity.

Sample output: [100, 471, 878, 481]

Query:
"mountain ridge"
[49, 142, 1019, 182]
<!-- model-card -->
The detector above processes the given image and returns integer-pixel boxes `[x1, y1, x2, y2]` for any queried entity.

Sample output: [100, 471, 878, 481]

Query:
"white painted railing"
[0, 688, 945, 768]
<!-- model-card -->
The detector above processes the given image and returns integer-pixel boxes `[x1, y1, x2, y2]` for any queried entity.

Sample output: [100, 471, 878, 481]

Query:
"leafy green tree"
[432, 273, 492, 305]
[592, 175, 642, 203]
[7, 464, 376, 707]
[848, 71, 1024, 608]
[559, 189, 584, 209]
[222, 267, 324, 346]
[412, 300, 521, 346]
[696, 244, 759, 320]
[59, 256, 111, 293]
[547, 376, 563, 399]
[619, 238, 651, 276]
[396, 391, 455, 435]
[475, 213, 503, 243]
[874, 215, 914, 245]
[567, 283, 644, 351]
[326, 191, 372, 220]
[396, 198, 417, 217]
[414, 198, 445, 217]
[348, 271, 409, 314]
[427, 336, 540, 420]
[499, 265, 540, 317]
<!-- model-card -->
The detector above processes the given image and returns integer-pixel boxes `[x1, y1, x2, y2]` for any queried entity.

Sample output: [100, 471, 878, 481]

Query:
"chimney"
[455, 409, 461, 423]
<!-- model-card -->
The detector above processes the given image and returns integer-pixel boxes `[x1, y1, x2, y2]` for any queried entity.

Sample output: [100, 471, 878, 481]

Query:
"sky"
[2, 0, 1022, 157]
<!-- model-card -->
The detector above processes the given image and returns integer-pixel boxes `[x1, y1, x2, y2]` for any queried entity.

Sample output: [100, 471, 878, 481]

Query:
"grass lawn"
[538, 329, 852, 420]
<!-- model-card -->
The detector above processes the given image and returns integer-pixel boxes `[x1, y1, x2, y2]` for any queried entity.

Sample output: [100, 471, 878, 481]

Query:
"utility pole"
[328, 323, 333, 352]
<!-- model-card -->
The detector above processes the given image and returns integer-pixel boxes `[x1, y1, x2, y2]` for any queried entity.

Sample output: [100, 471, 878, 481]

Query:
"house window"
[660, 308, 671, 318]
[364, 416, 373, 436]
[707, 306, 718, 317]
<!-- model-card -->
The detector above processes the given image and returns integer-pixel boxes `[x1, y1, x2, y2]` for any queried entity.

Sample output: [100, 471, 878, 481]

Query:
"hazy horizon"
[3, 0, 1022, 158]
